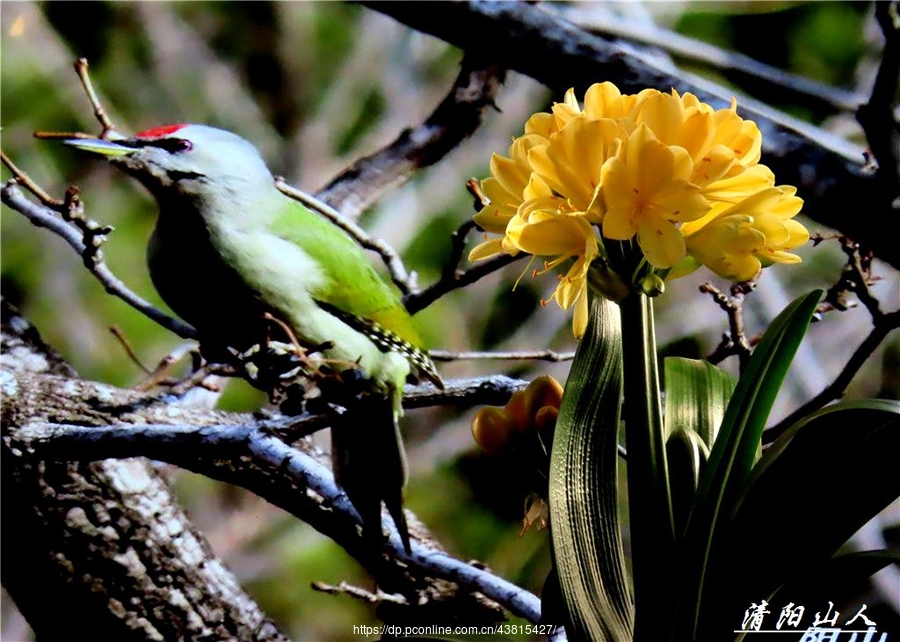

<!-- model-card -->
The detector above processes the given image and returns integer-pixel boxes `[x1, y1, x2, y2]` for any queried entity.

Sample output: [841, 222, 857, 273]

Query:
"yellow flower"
[582, 81, 644, 120]
[469, 134, 558, 261]
[522, 88, 580, 140]
[633, 90, 763, 188]
[470, 81, 809, 336]
[684, 186, 808, 280]
[527, 116, 626, 219]
[708, 97, 763, 171]
[506, 209, 600, 338]
[598, 124, 710, 268]
[473, 134, 547, 235]
[702, 164, 775, 204]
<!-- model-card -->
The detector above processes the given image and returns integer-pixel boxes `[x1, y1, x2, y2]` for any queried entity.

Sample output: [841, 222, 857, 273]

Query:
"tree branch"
[313, 52, 505, 221]
[364, 0, 900, 270]
[73, 57, 118, 139]
[765, 234, 899, 442]
[275, 178, 416, 295]
[430, 349, 575, 363]
[2, 297, 540, 626]
[405, 252, 521, 314]
[561, 6, 864, 112]
[403, 374, 528, 409]
[765, 311, 900, 442]
[699, 280, 759, 369]
[10, 402, 543, 624]
[1, 180, 197, 340]
[856, 0, 900, 220]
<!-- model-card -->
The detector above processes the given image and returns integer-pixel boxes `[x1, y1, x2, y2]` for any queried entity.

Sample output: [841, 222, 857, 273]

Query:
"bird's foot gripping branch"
[469, 83, 899, 641]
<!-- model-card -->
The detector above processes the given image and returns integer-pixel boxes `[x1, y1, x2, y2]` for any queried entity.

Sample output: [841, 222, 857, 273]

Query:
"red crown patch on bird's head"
[135, 124, 188, 139]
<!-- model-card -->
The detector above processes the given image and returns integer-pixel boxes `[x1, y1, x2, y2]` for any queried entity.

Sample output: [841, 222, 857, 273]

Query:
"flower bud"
[471, 406, 517, 454]
[523, 375, 564, 418]
[639, 273, 666, 297]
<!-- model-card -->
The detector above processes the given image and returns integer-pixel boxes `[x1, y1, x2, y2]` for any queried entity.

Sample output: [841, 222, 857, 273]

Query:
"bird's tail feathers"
[330, 391, 412, 554]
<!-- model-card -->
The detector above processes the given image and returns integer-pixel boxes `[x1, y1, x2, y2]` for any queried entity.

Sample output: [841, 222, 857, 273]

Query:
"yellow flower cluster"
[470, 82, 809, 337]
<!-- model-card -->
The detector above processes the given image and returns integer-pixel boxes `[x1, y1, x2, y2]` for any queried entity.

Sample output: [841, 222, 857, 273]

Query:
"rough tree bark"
[1, 300, 287, 641]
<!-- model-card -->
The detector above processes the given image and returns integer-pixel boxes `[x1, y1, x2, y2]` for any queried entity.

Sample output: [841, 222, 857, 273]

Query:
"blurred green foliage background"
[2, 2, 897, 639]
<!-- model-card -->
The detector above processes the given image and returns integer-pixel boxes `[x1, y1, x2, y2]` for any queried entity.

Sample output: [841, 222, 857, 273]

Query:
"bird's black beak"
[62, 138, 137, 158]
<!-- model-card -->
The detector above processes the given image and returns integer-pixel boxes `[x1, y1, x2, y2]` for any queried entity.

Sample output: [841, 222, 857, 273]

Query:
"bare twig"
[311, 581, 407, 605]
[400, 180, 520, 313]
[168, 363, 237, 396]
[765, 235, 900, 442]
[405, 252, 522, 314]
[74, 58, 118, 139]
[1, 181, 197, 339]
[765, 309, 900, 443]
[33, 60, 120, 143]
[1, 151, 63, 206]
[275, 178, 415, 295]
[430, 349, 574, 363]
[109, 326, 154, 374]
[819, 236, 883, 317]
[700, 279, 759, 369]
[3, 150, 116, 274]
[314, 53, 505, 220]
[60, 186, 115, 269]
[365, 0, 900, 270]
[401, 177, 524, 313]
[132, 343, 204, 391]
[445, 219, 479, 280]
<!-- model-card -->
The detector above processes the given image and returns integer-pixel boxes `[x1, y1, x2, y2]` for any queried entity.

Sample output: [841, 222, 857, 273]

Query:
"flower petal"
[572, 291, 589, 339]
[637, 216, 687, 268]
[510, 214, 597, 258]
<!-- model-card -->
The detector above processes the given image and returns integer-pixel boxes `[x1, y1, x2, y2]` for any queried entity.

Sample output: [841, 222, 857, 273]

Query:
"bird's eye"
[145, 138, 193, 154]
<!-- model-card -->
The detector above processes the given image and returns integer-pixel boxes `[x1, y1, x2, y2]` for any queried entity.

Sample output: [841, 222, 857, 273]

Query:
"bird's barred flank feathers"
[320, 303, 443, 389]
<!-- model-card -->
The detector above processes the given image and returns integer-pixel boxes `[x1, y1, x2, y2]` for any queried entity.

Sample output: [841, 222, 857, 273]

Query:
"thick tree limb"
[856, 1, 900, 212]
[13, 419, 541, 623]
[364, 1, 900, 270]
[1, 300, 285, 641]
[561, 6, 864, 112]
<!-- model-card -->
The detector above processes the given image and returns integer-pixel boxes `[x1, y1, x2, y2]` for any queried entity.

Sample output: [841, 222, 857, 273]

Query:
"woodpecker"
[64, 124, 441, 552]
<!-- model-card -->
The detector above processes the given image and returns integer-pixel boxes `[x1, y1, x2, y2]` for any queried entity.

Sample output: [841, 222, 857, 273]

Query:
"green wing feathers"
[271, 199, 441, 386]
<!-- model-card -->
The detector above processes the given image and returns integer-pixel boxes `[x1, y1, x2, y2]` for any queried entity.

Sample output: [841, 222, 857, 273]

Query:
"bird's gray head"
[65, 124, 274, 201]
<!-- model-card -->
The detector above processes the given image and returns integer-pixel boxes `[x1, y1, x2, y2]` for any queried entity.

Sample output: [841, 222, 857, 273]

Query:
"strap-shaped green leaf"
[675, 289, 824, 641]
[720, 399, 900, 618]
[729, 550, 899, 642]
[666, 428, 709, 537]
[664, 357, 735, 536]
[664, 357, 736, 449]
[550, 296, 633, 640]
[768, 549, 900, 613]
